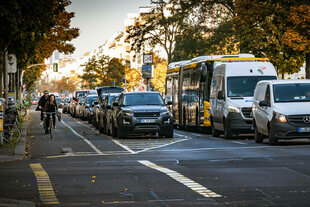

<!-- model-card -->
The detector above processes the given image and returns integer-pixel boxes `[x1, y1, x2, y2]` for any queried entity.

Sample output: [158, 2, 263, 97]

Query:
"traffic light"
[53, 63, 58, 72]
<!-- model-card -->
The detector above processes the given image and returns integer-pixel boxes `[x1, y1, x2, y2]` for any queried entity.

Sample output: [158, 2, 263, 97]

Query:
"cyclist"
[38, 90, 49, 122]
[44, 94, 58, 134]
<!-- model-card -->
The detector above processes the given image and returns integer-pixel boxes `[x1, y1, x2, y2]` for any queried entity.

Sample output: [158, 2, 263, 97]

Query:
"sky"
[67, 0, 151, 58]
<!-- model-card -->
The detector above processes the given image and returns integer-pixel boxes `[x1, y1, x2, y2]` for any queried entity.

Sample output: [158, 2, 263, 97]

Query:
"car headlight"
[274, 112, 287, 123]
[160, 109, 170, 116]
[123, 110, 133, 116]
[228, 106, 240, 113]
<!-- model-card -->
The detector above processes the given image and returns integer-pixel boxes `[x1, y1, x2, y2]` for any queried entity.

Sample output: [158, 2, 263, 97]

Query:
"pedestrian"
[38, 90, 49, 121]
[44, 94, 58, 134]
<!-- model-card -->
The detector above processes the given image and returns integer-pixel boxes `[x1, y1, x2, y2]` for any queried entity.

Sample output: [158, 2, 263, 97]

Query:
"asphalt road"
[0, 108, 310, 206]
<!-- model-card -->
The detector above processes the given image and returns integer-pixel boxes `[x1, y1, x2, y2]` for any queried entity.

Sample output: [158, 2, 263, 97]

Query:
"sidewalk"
[0, 112, 29, 163]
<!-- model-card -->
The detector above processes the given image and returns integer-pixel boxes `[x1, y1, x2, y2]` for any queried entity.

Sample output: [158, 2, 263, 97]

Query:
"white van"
[252, 80, 310, 145]
[210, 60, 278, 138]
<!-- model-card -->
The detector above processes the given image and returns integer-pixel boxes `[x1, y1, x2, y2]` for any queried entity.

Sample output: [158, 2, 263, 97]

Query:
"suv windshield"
[227, 76, 276, 97]
[108, 95, 119, 105]
[123, 94, 164, 106]
[273, 83, 310, 102]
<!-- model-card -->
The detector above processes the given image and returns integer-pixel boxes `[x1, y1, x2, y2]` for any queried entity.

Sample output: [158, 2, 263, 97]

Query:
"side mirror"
[217, 90, 224, 100]
[200, 63, 207, 82]
[167, 101, 173, 105]
[113, 102, 119, 107]
[107, 105, 112, 109]
[259, 100, 270, 107]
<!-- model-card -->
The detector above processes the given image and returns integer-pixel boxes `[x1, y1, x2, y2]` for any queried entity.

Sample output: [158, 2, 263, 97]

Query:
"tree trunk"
[0, 51, 3, 97]
[306, 53, 310, 79]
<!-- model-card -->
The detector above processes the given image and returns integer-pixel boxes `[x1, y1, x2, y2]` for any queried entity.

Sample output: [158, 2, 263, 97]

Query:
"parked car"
[210, 60, 278, 138]
[75, 97, 86, 118]
[98, 93, 120, 134]
[70, 90, 88, 117]
[56, 97, 62, 108]
[79, 95, 98, 121]
[112, 92, 173, 139]
[92, 86, 124, 128]
[32, 98, 39, 105]
[252, 79, 310, 145]
[86, 99, 97, 124]
[62, 97, 71, 113]
[106, 95, 120, 136]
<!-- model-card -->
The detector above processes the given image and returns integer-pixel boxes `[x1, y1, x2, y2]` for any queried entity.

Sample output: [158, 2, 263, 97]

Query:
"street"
[0, 108, 309, 207]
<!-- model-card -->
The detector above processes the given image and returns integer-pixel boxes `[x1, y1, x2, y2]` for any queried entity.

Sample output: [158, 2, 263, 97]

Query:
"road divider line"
[30, 163, 59, 205]
[111, 139, 137, 154]
[138, 160, 222, 198]
[61, 120, 103, 155]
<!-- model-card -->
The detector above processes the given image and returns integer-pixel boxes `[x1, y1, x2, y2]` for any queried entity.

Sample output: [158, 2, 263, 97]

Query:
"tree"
[235, 0, 306, 77]
[282, 4, 310, 79]
[80, 55, 126, 88]
[124, 68, 141, 91]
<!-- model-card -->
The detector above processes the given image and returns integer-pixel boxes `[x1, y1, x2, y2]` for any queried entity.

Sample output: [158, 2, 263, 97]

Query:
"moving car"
[112, 92, 173, 139]
[252, 79, 310, 145]
[210, 59, 278, 138]
[32, 98, 39, 105]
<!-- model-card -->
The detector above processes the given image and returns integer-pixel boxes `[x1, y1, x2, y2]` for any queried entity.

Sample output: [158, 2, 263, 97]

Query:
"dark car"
[79, 95, 98, 121]
[98, 93, 121, 134]
[106, 95, 120, 136]
[86, 99, 97, 124]
[70, 90, 88, 117]
[112, 92, 173, 139]
[92, 86, 124, 129]
[75, 97, 85, 118]
[56, 97, 62, 108]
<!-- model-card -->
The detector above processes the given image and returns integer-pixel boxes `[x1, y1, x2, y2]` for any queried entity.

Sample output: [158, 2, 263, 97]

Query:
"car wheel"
[223, 118, 233, 139]
[269, 127, 278, 145]
[211, 119, 221, 137]
[112, 123, 117, 138]
[88, 116, 92, 124]
[117, 127, 127, 139]
[160, 129, 173, 138]
[254, 123, 264, 143]
[106, 122, 110, 135]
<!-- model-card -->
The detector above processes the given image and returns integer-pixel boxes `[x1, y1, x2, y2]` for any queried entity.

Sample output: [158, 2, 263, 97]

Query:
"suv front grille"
[288, 114, 310, 127]
[241, 107, 252, 119]
[134, 112, 160, 117]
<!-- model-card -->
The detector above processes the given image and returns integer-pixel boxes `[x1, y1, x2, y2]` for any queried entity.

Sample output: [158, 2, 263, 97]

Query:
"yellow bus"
[165, 54, 268, 133]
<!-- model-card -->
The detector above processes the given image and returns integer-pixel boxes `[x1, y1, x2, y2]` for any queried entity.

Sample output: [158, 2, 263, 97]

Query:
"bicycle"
[17, 100, 27, 117]
[43, 112, 56, 139]
[3, 123, 21, 143]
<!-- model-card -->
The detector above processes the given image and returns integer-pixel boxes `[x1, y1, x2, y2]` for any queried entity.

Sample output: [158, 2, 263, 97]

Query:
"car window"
[265, 85, 270, 103]
[273, 83, 310, 102]
[123, 94, 164, 106]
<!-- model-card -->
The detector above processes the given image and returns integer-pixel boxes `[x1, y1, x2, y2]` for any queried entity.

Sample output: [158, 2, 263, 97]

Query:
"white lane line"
[209, 137, 222, 141]
[138, 160, 222, 198]
[61, 120, 103, 155]
[111, 139, 137, 154]
[151, 145, 273, 152]
[232, 141, 248, 145]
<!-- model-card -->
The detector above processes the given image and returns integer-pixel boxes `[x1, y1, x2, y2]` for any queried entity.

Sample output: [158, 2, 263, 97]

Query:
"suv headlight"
[123, 110, 133, 116]
[274, 112, 287, 123]
[160, 109, 170, 116]
[228, 106, 240, 113]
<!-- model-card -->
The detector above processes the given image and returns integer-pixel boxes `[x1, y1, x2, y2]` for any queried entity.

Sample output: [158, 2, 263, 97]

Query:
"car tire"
[269, 127, 278, 145]
[254, 123, 264, 143]
[211, 118, 221, 137]
[105, 122, 110, 135]
[117, 127, 127, 139]
[112, 123, 117, 138]
[160, 129, 173, 138]
[223, 118, 233, 139]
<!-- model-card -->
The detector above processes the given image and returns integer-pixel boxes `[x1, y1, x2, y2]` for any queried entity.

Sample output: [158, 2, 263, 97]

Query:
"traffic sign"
[142, 65, 153, 79]
[143, 54, 153, 64]
[7, 54, 17, 73]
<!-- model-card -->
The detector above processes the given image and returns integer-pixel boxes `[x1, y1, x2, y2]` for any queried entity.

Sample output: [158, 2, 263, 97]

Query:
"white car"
[252, 79, 310, 145]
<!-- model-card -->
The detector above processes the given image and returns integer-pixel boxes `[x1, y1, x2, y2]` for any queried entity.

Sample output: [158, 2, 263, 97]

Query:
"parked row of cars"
[62, 87, 174, 139]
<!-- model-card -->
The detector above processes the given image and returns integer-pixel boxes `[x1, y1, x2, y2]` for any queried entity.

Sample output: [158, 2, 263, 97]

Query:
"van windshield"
[227, 76, 276, 97]
[273, 83, 310, 102]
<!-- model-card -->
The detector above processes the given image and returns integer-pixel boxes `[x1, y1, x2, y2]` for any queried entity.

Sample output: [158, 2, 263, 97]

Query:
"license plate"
[140, 119, 156, 123]
[0, 119, 3, 131]
[298, 127, 310, 133]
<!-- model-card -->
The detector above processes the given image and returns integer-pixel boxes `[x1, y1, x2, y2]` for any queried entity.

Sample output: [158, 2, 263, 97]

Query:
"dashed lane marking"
[138, 160, 222, 198]
[61, 120, 103, 155]
[232, 141, 248, 145]
[30, 163, 59, 205]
